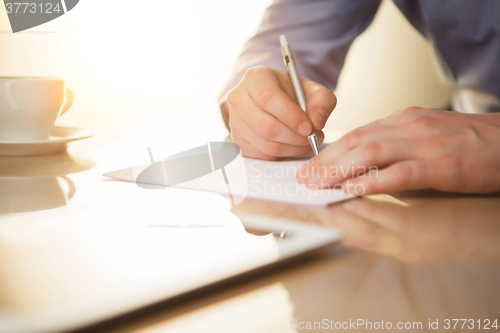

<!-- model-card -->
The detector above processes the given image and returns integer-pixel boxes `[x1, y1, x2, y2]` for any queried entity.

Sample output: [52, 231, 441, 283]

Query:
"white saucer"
[0, 126, 93, 156]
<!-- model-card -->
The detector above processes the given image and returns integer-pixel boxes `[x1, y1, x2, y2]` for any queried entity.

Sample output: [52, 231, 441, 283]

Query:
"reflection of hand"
[221, 66, 336, 160]
[232, 198, 321, 237]
[232, 198, 316, 225]
[313, 197, 500, 262]
[297, 108, 500, 194]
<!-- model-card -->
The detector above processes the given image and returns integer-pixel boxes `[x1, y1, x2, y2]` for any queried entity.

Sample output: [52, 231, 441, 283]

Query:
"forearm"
[218, 0, 382, 105]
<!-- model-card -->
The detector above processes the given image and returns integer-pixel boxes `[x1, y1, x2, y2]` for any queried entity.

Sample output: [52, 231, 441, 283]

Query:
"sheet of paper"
[103, 157, 355, 207]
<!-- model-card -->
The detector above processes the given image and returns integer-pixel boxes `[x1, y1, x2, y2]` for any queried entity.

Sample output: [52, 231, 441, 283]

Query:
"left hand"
[296, 107, 500, 195]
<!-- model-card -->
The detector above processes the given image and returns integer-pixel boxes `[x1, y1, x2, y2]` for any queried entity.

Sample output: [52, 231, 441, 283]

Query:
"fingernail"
[307, 177, 321, 186]
[314, 109, 328, 123]
[296, 165, 309, 183]
[298, 122, 312, 136]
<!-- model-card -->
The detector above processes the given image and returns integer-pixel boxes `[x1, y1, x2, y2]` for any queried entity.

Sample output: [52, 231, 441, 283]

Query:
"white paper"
[103, 157, 354, 207]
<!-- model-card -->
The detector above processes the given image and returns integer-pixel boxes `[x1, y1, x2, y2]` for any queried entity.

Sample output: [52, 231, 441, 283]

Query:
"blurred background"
[0, 0, 453, 136]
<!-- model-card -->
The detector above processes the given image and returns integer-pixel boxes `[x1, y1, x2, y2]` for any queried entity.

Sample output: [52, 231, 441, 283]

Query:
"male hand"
[221, 66, 337, 160]
[296, 107, 500, 194]
[312, 196, 500, 262]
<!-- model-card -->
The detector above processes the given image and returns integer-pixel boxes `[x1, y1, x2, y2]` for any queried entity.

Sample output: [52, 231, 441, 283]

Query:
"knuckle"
[281, 107, 304, 127]
[244, 66, 259, 78]
[255, 119, 278, 140]
[263, 141, 283, 156]
[250, 65, 271, 74]
[341, 130, 364, 148]
[400, 106, 423, 115]
[462, 127, 480, 141]
[405, 106, 422, 113]
[361, 142, 382, 157]
[255, 86, 274, 109]
[245, 65, 272, 81]
[226, 90, 241, 109]
[406, 115, 433, 129]
[392, 106, 424, 122]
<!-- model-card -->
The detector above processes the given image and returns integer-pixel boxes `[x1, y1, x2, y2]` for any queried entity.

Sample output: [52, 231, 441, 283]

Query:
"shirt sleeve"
[218, 0, 383, 105]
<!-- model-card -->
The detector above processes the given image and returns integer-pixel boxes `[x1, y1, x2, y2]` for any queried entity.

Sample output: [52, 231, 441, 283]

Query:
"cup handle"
[60, 88, 74, 116]
[60, 176, 76, 201]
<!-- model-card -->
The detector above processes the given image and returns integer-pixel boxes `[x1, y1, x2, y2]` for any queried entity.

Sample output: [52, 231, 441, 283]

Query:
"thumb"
[302, 78, 337, 130]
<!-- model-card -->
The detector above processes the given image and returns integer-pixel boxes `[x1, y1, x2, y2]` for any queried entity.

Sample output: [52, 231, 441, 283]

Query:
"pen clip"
[281, 45, 294, 67]
[283, 55, 291, 66]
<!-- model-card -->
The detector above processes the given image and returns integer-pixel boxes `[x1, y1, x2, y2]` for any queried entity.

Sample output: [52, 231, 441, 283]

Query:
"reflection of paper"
[103, 158, 354, 207]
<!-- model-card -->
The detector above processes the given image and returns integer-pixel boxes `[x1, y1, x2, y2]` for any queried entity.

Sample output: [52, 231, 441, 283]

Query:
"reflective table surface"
[105, 193, 500, 333]
[1, 109, 499, 332]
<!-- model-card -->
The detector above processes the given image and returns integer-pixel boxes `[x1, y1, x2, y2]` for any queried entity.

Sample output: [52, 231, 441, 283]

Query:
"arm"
[219, 0, 382, 159]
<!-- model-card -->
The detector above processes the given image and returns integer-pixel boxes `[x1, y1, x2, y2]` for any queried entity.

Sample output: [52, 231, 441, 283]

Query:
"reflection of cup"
[0, 77, 74, 141]
[0, 176, 75, 213]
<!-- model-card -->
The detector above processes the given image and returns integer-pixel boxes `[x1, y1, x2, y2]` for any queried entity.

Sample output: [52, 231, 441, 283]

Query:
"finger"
[302, 78, 337, 130]
[238, 143, 279, 160]
[342, 160, 434, 195]
[232, 198, 291, 217]
[229, 101, 325, 158]
[295, 126, 406, 185]
[228, 89, 323, 148]
[238, 120, 313, 157]
[299, 139, 413, 187]
[229, 128, 278, 161]
[237, 92, 312, 146]
[312, 203, 391, 251]
[279, 205, 317, 222]
[345, 198, 469, 236]
[314, 124, 398, 164]
[342, 199, 411, 233]
[249, 74, 313, 137]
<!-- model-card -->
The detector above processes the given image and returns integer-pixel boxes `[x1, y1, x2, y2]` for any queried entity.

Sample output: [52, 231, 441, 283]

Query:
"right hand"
[221, 66, 337, 160]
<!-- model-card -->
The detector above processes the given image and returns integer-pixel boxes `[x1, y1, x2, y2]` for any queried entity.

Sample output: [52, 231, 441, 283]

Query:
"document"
[104, 156, 354, 207]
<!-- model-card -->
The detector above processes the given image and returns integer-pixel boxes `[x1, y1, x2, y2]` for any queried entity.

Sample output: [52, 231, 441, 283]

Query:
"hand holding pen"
[221, 36, 337, 160]
[280, 34, 320, 155]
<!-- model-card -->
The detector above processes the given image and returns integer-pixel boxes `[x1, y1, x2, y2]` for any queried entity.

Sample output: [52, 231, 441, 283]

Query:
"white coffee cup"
[0, 77, 73, 141]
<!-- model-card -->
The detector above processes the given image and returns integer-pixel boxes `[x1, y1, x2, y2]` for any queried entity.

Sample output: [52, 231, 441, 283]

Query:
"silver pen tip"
[308, 133, 320, 155]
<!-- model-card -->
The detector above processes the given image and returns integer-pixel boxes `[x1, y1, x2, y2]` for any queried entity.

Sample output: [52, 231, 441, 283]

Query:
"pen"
[279, 34, 320, 155]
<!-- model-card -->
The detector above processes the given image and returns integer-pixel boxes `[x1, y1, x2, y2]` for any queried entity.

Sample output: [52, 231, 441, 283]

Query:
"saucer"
[0, 126, 93, 156]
